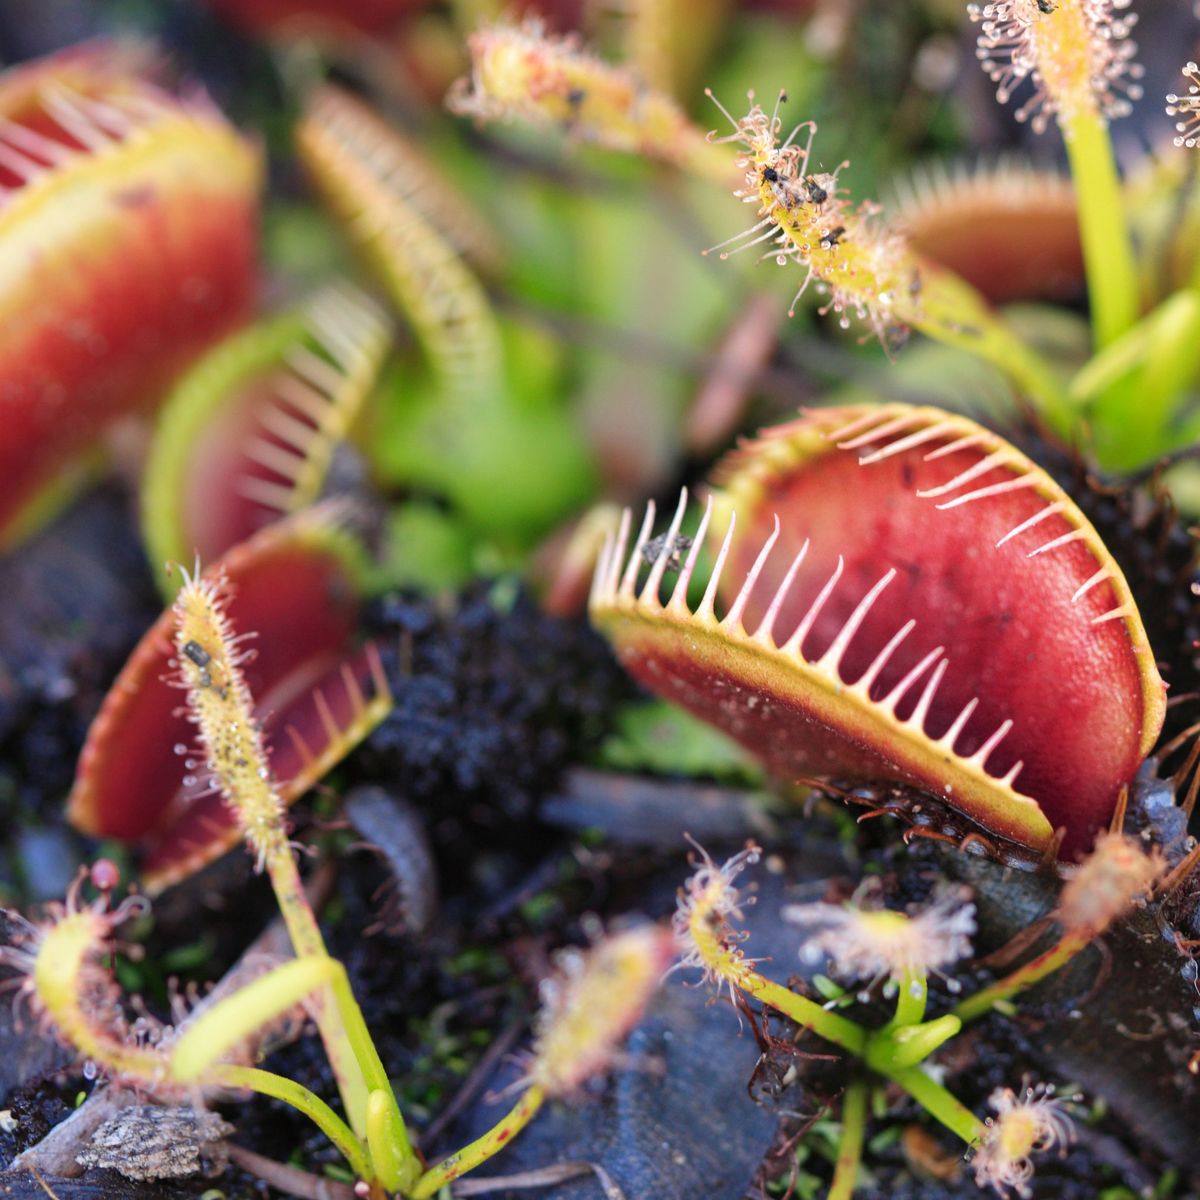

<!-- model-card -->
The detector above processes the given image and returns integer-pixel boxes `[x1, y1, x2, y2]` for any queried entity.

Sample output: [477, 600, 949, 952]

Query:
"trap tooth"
[591, 404, 1165, 861]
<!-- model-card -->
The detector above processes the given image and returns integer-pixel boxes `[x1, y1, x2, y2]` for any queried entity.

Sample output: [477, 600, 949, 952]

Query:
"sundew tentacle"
[1167, 61, 1200, 148]
[969, 0, 1143, 135]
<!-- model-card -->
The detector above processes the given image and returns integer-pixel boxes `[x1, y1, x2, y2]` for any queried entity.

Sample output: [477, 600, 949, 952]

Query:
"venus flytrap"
[297, 87, 503, 406]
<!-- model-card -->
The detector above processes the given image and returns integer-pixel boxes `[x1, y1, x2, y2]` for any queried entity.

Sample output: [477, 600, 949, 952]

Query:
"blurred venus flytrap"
[0, 45, 260, 547]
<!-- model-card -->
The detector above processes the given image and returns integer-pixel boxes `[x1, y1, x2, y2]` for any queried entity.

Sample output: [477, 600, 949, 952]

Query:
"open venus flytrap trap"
[590, 404, 1165, 862]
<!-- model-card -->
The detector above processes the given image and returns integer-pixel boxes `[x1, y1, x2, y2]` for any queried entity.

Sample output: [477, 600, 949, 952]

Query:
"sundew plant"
[0, 3, 1198, 1200]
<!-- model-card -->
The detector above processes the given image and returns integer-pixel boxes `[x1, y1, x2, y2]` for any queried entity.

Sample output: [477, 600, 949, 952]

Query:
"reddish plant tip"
[205, 0, 421, 37]
[591, 404, 1165, 861]
[0, 43, 261, 548]
[88, 859, 122, 893]
[67, 508, 389, 893]
[1055, 831, 1163, 936]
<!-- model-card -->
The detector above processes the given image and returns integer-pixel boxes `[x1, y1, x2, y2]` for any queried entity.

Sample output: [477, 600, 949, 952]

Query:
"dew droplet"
[173, 743, 187, 756]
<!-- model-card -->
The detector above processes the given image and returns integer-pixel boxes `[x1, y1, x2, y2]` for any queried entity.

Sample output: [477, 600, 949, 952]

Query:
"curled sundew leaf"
[888, 160, 1083, 305]
[704, 93, 1067, 418]
[68, 507, 390, 894]
[0, 43, 261, 549]
[141, 283, 391, 588]
[590, 404, 1165, 861]
[296, 85, 502, 402]
[446, 18, 732, 184]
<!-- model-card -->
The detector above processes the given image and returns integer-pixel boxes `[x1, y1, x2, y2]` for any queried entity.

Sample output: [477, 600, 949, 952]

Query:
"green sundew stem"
[685, 890, 866, 1054]
[171, 956, 342, 1081]
[1079, 290, 1200, 469]
[889, 1066, 985, 1147]
[736, 967, 868, 1055]
[175, 578, 418, 1191]
[1062, 109, 1138, 351]
[411, 1085, 546, 1198]
[828, 1078, 869, 1200]
[900, 264, 1069, 426]
[952, 930, 1090, 1024]
[889, 967, 927, 1029]
[261, 844, 418, 1190]
[210, 1065, 372, 1182]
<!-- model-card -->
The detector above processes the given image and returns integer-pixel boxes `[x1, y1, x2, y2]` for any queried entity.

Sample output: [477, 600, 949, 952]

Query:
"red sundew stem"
[951, 930, 1090, 1023]
[411, 1085, 546, 1198]
[828, 1078, 869, 1200]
